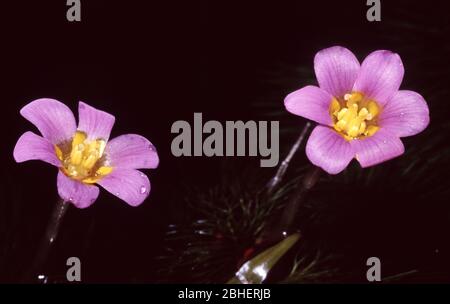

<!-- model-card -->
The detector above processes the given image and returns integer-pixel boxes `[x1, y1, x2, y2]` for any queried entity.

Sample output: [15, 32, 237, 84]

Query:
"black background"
[1, 0, 449, 282]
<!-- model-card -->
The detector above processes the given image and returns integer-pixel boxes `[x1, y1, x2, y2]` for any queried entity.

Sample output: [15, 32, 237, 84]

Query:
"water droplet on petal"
[400, 112, 405, 116]
[69, 197, 74, 202]
[115, 192, 120, 196]
[140, 173, 145, 178]
[140, 186, 147, 194]
[383, 140, 387, 144]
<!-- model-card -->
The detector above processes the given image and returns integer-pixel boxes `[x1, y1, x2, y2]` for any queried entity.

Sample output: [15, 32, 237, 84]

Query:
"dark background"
[1, 1, 449, 282]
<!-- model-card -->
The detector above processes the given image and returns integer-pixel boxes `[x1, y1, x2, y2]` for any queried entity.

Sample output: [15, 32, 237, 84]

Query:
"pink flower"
[285, 46, 430, 174]
[14, 99, 159, 208]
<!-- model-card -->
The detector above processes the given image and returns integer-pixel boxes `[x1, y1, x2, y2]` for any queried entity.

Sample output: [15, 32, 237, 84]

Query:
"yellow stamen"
[82, 167, 114, 184]
[366, 125, 379, 136]
[358, 107, 369, 118]
[96, 166, 113, 175]
[70, 146, 83, 165]
[83, 152, 98, 169]
[337, 108, 348, 121]
[368, 101, 379, 118]
[55, 146, 63, 161]
[347, 92, 363, 103]
[359, 121, 367, 134]
[330, 98, 341, 115]
[72, 131, 86, 147]
[330, 92, 381, 140]
[55, 131, 113, 184]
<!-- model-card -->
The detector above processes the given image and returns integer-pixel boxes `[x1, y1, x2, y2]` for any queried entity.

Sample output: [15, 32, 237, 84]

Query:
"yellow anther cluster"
[330, 92, 380, 140]
[55, 131, 113, 184]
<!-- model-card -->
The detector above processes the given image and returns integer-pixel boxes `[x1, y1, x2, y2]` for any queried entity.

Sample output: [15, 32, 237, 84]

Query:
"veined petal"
[57, 171, 99, 208]
[13, 132, 61, 167]
[306, 126, 354, 174]
[77, 102, 115, 141]
[105, 134, 159, 169]
[350, 128, 404, 168]
[379, 90, 430, 137]
[97, 169, 151, 207]
[314, 46, 360, 97]
[284, 85, 334, 126]
[20, 98, 76, 144]
[353, 50, 404, 106]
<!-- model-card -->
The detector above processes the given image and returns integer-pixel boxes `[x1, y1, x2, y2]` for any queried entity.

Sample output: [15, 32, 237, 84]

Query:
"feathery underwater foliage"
[156, 2, 450, 283]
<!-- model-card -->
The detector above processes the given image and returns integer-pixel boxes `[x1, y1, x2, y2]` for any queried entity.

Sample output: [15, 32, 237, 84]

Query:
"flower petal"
[20, 98, 76, 144]
[97, 169, 151, 207]
[57, 171, 99, 208]
[314, 46, 360, 97]
[306, 126, 354, 174]
[284, 86, 334, 126]
[353, 50, 404, 105]
[77, 102, 115, 141]
[350, 128, 405, 168]
[105, 134, 159, 169]
[379, 90, 430, 137]
[13, 132, 61, 167]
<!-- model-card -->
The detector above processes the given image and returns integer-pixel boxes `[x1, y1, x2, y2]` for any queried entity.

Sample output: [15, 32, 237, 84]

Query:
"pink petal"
[306, 126, 354, 174]
[105, 134, 159, 169]
[314, 46, 360, 97]
[77, 102, 115, 141]
[97, 168, 151, 207]
[284, 85, 334, 126]
[353, 50, 404, 106]
[379, 90, 430, 137]
[350, 128, 405, 168]
[57, 171, 99, 208]
[13, 132, 61, 167]
[20, 98, 76, 144]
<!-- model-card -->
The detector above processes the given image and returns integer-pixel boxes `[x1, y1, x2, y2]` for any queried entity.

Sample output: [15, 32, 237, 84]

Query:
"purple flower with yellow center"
[285, 46, 430, 174]
[13, 98, 159, 208]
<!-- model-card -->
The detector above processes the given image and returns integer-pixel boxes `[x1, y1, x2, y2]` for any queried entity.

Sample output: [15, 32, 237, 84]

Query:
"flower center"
[330, 92, 380, 140]
[55, 131, 113, 184]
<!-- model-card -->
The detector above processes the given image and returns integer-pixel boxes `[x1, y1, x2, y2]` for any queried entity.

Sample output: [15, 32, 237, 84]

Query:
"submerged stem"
[258, 166, 321, 246]
[23, 198, 69, 283]
[266, 122, 312, 193]
[257, 122, 318, 246]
